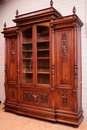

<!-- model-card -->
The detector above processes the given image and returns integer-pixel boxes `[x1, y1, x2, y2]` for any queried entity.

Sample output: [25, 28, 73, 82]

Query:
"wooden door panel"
[6, 85, 17, 102]
[20, 87, 55, 109]
[8, 38, 17, 83]
[55, 29, 74, 87]
[54, 88, 75, 111]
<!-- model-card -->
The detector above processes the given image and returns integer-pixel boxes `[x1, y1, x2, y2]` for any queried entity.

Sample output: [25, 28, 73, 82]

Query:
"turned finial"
[73, 6, 76, 14]
[16, 10, 19, 16]
[4, 22, 7, 28]
[50, 0, 53, 7]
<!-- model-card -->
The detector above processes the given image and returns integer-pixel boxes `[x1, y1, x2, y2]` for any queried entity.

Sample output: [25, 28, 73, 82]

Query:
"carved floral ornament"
[11, 41, 15, 63]
[61, 33, 68, 62]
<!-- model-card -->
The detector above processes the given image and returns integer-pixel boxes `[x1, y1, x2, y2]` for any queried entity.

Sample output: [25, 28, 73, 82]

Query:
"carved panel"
[62, 97, 68, 105]
[23, 92, 48, 104]
[24, 92, 34, 102]
[10, 90, 15, 99]
[56, 29, 73, 86]
[9, 38, 17, 83]
[61, 33, 67, 62]
[36, 93, 48, 103]
[57, 89, 73, 110]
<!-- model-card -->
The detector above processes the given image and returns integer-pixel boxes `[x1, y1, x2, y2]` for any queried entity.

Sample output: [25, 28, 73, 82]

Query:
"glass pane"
[37, 74, 50, 84]
[22, 27, 33, 83]
[37, 26, 50, 84]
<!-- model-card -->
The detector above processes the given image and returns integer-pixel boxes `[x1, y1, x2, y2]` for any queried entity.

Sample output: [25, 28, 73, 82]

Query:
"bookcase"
[2, 1, 83, 127]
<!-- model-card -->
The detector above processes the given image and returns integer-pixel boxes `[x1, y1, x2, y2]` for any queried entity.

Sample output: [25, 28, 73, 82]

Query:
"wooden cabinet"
[2, 3, 83, 127]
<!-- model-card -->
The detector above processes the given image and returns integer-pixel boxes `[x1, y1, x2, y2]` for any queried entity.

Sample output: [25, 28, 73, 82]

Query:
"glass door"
[22, 27, 33, 83]
[37, 26, 50, 84]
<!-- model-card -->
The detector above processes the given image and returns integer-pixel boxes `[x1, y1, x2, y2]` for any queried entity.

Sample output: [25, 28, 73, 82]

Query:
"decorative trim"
[17, 16, 51, 26]
[61, 33, 67, 62]
[11, 41, 15, 63]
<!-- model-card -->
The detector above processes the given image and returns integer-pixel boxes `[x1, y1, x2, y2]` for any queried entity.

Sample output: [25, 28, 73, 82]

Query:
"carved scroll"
[61, 33, 67, 62]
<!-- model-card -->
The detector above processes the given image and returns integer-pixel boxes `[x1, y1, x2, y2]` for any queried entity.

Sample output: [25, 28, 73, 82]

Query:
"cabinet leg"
[74, 125, 78, 128]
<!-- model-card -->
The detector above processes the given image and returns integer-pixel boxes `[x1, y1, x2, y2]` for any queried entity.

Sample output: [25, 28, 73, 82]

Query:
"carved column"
[17, 28, 20, 103]
[4, 38, 8, 101]
[73, 27, 78, 112]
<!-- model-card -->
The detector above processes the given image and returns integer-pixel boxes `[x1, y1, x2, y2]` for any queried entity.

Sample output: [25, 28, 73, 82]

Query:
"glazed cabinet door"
[20, 24, 55, 121]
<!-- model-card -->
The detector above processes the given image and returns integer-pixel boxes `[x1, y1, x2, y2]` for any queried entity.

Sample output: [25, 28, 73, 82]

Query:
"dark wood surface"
[2, 5, 83, 127]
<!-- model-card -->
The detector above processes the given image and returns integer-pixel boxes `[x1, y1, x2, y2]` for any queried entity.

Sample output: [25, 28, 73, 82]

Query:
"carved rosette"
[11, 41, 15, 63]
[23, 92, 48, 104]
[61, 33, 67, 62]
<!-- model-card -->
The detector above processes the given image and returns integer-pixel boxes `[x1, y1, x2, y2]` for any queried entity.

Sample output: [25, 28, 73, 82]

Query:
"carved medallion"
[61, 33, 67, 62]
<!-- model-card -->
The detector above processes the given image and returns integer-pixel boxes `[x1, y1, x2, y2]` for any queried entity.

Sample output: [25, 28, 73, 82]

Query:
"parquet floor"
[0, 105, 87, 130]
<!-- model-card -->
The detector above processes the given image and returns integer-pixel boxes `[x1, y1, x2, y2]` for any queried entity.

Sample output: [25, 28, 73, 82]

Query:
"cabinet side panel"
[77, 28, 82, 111]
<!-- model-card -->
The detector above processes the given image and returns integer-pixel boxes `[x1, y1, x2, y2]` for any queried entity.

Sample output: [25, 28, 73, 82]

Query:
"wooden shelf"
[22, 58, 32, 60]
[22, 42, 32, 44]
[23, 72, 33, 74]
[37, 72, 50, 74]
[37, 48, 49, 51]
[37, 40, 49, 43]
[37, 57, 49, 59]
[22, 50, 32, 52]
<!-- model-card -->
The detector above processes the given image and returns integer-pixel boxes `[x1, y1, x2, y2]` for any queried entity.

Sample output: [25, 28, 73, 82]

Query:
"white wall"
[0, 0, 87, 121]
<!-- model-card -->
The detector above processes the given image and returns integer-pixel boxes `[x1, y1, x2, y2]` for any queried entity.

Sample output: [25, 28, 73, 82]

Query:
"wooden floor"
[0, 105, 87, 130]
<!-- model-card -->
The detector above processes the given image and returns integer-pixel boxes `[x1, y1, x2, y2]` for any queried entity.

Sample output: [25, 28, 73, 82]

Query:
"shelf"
[23, 72, 33, 74]
[22, 58, 32, 60]
[37, 40, 49, 43]
[22, 50, 32, 52]
[37, 57, 49, 59]
[37, 72, 50, 74]
[37, 49, 49, 51]
[22, 42, 32, 44]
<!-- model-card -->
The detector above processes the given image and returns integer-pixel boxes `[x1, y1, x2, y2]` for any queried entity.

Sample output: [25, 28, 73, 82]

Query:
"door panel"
[8, 37, 17, 83]
[55, 29, 74, 88]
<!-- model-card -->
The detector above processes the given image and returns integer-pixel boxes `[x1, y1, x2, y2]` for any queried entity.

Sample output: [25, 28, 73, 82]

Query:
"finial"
[50, 0, 53, 7]
[73, 6, 76, 14]
[4, 23, 7, 28]
[16, 10, 19, 16]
